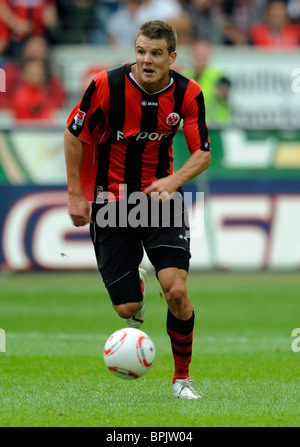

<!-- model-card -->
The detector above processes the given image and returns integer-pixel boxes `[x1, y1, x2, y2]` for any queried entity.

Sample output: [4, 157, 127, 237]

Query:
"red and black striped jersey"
[66, 63, 210, 201]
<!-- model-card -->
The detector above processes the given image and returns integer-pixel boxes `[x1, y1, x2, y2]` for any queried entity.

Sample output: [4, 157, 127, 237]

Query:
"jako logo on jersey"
[74, 109, 86, 126]
[117, 130, 172, 141]
[141, 100, 158, 106]
[166, 113, 180, 126]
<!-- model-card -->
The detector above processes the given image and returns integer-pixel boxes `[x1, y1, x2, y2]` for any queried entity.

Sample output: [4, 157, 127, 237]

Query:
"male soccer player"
[64, 20, 211, 399]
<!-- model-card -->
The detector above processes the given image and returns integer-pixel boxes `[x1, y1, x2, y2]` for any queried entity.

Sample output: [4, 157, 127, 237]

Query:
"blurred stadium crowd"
[0, 0, 300, 123]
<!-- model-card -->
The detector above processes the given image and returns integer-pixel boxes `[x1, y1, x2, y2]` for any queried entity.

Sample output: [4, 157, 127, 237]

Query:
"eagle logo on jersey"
[166, 113, 180, 126]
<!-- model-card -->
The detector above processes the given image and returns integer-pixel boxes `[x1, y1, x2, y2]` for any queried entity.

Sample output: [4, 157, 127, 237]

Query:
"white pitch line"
[6, 332, 290, 344]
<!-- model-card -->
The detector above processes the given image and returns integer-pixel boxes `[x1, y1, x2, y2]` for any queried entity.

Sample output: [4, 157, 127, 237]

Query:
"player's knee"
[114, 302, 142, 319]
[165, 281, 187, 307]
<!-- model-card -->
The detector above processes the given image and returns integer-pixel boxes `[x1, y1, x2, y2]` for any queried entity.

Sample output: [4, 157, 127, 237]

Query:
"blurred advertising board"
[1, 182, 299, 271]
[1, 127, 299, 184]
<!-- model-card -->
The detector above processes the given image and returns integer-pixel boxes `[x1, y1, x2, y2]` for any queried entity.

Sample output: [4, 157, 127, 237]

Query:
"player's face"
[134, 35, 177, 93]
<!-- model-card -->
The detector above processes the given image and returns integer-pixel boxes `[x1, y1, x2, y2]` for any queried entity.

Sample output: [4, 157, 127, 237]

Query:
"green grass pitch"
[0, 270, 299, 427]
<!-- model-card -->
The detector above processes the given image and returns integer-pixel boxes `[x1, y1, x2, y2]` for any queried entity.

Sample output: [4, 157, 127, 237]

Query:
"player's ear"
[169, 51, 177, 66]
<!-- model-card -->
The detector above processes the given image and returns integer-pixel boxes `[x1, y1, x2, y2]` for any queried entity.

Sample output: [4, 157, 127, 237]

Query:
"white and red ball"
[103, 328, 155, 380]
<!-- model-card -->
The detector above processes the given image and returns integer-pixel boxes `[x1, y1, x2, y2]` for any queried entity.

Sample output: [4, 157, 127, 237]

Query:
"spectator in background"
[106, 0, 191, 47]
[183, 40, 232, 127]
[0, 0, 58, 58]
[106, 0, 142, 47]
[56, 0, 97, 44]
[288, 0, 300, 23]
[249, 0, 300, 48]
[137, 0, 192, 44]
[181, 0, 265, 45]
[92, 0, 121, 45]
[181, 0, 225, 43]
[217, 0, 267, 45]
[11, 57, 66, 123]
[0, 35, 66, 110]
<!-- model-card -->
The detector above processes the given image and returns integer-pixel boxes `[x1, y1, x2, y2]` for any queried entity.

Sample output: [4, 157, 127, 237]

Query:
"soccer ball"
[103, 328, 155, 380]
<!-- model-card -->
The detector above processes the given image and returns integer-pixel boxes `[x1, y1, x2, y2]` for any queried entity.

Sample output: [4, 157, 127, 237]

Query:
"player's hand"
[68, 194, 92, 227]
[143, 176, 179, 201]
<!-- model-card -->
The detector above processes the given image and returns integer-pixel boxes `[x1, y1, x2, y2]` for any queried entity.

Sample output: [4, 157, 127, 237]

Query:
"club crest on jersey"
[74, 109, 86, 126]
[166, 112, 180, 126]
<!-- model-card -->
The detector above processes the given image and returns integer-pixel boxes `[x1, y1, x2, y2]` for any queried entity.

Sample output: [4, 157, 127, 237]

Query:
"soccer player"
[64, 20, 211, 399]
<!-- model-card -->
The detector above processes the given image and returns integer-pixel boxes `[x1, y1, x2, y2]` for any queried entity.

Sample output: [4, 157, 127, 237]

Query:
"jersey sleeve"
[66, 71, 109, 201]
[66, 70, 108, 145]
[182, 79, 211, 154]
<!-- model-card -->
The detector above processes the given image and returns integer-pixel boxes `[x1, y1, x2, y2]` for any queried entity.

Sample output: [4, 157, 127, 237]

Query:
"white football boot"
[126, 268, 147, 329]
[173, 378, 201, 399]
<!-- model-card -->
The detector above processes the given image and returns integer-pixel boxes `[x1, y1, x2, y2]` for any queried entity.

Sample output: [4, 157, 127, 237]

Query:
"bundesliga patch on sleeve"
[74, 109, 86, 126]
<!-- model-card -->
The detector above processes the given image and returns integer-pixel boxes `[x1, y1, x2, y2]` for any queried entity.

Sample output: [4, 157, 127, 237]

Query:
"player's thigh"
[142, 192, 191, 263]
[90, 222, 144, 304]
[146, 246, 190, 277]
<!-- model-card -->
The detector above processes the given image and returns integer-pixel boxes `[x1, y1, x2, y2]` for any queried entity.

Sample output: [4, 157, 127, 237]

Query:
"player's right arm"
[64, 129, 91, 227]
[64, 72, 108, 226]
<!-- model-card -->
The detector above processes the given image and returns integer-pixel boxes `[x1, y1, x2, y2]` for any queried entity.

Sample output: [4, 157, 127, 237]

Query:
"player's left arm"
[143, 150, 210, 198]
[171, 149, 210, 188]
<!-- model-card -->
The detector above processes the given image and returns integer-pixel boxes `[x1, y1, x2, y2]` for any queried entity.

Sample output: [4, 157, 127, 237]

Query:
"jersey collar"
[124, 63, 174, 96]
